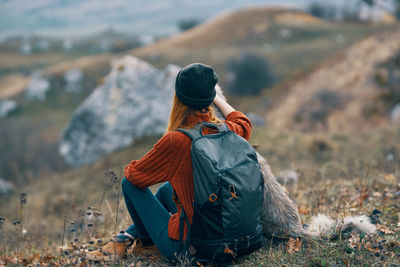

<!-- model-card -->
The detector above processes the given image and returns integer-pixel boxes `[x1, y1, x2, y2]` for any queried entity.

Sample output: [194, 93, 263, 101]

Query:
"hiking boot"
[86, 231, 135, 261]
[128, 238, 158, 257]
[86, 231, 158, 261]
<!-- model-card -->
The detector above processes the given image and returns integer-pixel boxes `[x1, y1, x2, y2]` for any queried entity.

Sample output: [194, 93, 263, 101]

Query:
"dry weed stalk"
[0, 216, 6, 266]
[12, 219, 21, 263]
[61, 215, 67, 255]
[104, 168, 121, 261]
[18, 193, 27, 257]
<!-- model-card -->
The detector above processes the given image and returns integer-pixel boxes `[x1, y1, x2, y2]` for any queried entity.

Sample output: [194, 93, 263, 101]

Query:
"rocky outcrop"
[246, 112, 265, 126]
[391, 103, 400, 123]
[276, 170, 298, 186]
[25, 73, 50, 101]
[59, 56, 180, 167]
[64, 69, 84, 94]
[0, 178, 13, 194]
[0, 99, 17, 118]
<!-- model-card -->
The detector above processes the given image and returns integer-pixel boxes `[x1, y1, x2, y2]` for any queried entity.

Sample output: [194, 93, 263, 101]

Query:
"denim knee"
[155, 182, 173, 197]
[122, 177, 129, 190]
[122, 177, 141, 194]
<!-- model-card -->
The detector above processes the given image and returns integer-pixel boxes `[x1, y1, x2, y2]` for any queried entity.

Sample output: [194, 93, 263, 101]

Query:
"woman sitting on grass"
[94, 63, 262, 263]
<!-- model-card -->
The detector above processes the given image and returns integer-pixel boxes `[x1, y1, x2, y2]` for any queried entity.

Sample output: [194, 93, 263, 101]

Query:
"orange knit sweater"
[124, 111, 252, 240]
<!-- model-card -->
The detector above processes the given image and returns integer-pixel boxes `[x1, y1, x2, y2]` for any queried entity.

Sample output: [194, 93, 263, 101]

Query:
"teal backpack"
[176, 122, 264, 264]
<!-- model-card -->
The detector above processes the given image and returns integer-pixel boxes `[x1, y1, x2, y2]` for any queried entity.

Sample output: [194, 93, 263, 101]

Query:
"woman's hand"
[213, 94, 235, 117]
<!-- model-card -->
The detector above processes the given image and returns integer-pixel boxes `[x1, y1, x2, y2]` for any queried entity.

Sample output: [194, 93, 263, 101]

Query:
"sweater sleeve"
[124, 132, 180, 188]
[224, 111, 253, 141]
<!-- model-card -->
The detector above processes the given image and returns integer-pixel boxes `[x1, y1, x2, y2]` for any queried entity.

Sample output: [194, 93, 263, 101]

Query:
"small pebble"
[375, 252, 380, 257]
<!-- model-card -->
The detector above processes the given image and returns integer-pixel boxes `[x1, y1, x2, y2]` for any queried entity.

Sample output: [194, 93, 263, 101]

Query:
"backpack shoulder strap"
[176, 125, 202, 140]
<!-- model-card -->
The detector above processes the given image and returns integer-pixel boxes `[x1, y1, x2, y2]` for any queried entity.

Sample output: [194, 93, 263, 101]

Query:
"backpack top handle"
[177, 122, 229, 140]
[199, 122, 228, 134]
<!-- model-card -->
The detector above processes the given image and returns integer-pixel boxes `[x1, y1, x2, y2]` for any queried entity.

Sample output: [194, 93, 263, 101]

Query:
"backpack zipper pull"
[224, 244, 237, 258]
[228, 184, 238, 201]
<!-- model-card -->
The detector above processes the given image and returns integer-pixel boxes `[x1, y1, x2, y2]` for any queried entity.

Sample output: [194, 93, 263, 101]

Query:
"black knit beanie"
[175, 63, 218, 110]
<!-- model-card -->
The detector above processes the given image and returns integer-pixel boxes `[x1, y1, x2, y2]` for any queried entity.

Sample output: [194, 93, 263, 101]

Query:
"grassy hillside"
[0, 126, 399, 265]
[258, 28, 400, 132]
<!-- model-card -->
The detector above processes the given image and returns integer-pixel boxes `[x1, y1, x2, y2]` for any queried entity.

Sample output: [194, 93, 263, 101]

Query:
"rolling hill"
[260, 28, 400, 132]
[132, 7, 323, 54]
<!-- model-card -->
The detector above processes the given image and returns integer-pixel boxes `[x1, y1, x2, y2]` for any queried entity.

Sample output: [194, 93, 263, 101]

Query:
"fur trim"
[307, 214, 377, 238]
[307, 214, 335, 237]
[341, 215, 377, 235]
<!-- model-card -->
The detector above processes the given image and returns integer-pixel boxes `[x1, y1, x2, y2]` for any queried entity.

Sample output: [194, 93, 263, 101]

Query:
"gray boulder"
[59, 55, 180, 167]
[0, 99, 17, 118]
[0, 178, 13, 194]
[25, 73, 50, 101]
[276, 170, 299, 186]
[246, 112, 265, 126]
[64, 69, 84, 94]
[391, 103, 400, 123]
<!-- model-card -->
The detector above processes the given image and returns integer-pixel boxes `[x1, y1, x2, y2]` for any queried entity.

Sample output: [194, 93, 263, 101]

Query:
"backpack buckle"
[208, 193, 218, 203]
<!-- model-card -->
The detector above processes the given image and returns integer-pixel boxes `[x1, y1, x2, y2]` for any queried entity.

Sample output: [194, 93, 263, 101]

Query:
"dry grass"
[0, 74, 31, 99]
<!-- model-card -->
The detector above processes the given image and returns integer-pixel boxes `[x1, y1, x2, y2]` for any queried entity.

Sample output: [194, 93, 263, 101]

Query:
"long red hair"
[166, 94, 222, 132]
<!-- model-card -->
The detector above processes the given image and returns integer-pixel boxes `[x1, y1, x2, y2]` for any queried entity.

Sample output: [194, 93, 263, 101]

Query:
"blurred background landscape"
[0, 0, 399, 265]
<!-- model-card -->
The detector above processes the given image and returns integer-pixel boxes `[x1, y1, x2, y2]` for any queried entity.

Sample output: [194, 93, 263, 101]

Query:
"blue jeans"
[121, 178, 183, 261]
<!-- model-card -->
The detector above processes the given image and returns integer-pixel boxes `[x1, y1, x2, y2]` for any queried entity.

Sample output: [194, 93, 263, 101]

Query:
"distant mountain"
[0, 0, 311, 38]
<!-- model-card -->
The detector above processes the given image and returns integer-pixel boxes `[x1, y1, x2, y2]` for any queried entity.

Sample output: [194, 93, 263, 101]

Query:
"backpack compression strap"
[178, 208, 191, 254]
